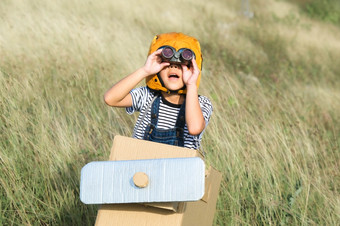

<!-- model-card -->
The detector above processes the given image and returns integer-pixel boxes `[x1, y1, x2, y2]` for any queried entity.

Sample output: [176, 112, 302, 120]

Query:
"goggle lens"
[181, 49, 193, 61]
[162, 47, 174, 59]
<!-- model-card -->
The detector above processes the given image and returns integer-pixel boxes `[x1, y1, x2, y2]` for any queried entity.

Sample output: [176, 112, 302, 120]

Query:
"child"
[104, 32, 212, 151]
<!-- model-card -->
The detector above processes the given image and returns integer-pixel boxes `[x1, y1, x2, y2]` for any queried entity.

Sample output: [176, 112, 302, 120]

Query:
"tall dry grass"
[1, 0, 339, 225]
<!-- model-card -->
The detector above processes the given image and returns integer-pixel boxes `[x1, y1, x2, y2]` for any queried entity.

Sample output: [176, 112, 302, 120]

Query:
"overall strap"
[150, 95, 161, 126]
[132, 92, 159, 138]
[175, 100, 186, 130]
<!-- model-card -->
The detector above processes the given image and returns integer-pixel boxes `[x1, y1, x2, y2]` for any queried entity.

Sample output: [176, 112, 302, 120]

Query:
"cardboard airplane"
[80, 135, 222, 226]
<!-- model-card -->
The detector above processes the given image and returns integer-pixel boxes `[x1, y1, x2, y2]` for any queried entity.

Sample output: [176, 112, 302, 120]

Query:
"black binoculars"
[159, 46, 195, 66]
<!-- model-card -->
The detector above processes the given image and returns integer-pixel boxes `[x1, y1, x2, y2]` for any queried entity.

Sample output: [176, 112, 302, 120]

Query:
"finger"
[160, 62, 170, 68]
[183, 64, 193, 73]
[191, 58, 199, 70]
[148, 49, 161, 61]
[181, 64, 188, 71]
[192, 59, 201, 76]
[150, 49, 164, 63]
[152, 48, 163, 56]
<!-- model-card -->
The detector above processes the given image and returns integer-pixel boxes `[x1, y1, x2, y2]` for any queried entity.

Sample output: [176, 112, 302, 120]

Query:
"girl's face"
[158, 64, 185, 92]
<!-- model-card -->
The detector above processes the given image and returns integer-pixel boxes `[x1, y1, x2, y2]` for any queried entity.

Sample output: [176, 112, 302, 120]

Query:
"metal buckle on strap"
[149, 124, 155, 134]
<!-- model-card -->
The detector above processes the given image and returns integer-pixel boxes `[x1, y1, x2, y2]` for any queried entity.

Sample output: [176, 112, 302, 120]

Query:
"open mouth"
[169, 74, 179, 79]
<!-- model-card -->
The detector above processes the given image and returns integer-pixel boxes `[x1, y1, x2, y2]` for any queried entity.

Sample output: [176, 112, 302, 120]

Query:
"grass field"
[1, 0, 339, 225]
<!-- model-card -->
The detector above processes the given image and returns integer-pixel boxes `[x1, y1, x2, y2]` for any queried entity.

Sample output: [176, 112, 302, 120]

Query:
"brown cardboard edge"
[95, 204, 183, 226]
[142, 202, 179, 212]
[181, 166, 222, 226]
[110, 135, 204, 161]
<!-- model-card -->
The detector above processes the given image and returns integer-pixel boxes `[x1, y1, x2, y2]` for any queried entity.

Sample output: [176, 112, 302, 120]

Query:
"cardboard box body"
[95, 136, 222, 226]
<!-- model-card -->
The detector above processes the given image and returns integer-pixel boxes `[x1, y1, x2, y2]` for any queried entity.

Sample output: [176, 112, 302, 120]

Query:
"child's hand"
[142, 49, 170, 76]
[182, 58, 200, 88]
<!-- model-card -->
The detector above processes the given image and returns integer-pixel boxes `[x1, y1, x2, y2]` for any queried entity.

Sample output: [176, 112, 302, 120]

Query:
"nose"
[169, 64, 180, 69]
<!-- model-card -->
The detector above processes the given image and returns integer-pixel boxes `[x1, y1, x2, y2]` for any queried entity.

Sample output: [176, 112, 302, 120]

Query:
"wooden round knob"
[133, 172, 149, 188]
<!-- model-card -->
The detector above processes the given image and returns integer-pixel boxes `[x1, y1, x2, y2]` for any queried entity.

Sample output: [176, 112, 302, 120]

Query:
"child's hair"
[145, 32, 203, 94]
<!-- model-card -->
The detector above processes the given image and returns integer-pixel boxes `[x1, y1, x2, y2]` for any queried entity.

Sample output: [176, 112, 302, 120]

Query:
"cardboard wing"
[80, 158, 205, 204]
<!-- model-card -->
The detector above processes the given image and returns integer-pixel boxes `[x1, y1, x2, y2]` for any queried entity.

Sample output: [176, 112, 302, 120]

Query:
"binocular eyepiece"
[160, 46, 195, 66]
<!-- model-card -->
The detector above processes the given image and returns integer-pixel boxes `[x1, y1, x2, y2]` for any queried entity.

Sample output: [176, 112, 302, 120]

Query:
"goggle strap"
[156, 73, 166, 89]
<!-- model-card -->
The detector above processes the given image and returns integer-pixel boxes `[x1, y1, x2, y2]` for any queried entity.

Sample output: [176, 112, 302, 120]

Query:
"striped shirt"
[126, 87, 213, 150]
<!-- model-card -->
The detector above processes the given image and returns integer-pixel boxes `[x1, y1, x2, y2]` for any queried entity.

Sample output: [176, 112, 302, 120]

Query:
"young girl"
[104, 32, 212, 151]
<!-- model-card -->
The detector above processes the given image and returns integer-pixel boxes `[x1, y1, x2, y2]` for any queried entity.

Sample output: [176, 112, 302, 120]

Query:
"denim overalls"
[143, 95, 186, 147]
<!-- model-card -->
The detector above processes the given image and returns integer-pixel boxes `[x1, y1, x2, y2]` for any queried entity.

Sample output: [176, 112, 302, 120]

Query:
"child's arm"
[182, 59, 206, 135]
[104, 49, 170, 107]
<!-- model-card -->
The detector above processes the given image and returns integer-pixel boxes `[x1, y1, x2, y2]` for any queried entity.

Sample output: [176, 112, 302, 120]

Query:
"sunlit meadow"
[1, 0, 339, 225]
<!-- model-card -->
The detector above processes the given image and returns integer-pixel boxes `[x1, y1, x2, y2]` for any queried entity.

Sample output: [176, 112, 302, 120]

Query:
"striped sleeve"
[126, 87, 150, 114]
[199, 95, 213, 126]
